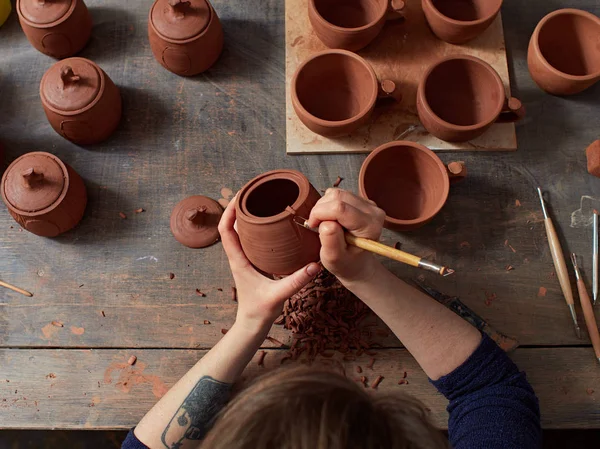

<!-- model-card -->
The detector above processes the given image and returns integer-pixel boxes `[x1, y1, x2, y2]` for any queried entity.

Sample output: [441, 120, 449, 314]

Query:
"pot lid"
[41, 58, 101, 112]
[170, 195, 222, 248]
[151, 0, 211, 41]
[19, 0, 73, 25]
[3, 152, 66, 213]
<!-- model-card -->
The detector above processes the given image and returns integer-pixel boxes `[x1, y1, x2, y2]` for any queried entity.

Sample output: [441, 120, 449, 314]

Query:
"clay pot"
[40, 57, 122, 145]
[1, 151, 87, 237]
[16, 0, 92, 59]
[308, 0, 405, 51]
[421, 0, 502, 44]
[417, 55, 524, 142]
[235, 170, 321, 276]
[292, 49, 398, 138]
[528, 9, 600, 96]
[148, 0, 224, 76]
[359, 141, 465, 231]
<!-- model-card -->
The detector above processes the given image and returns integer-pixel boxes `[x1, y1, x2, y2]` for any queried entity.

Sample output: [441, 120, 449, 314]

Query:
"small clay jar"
[417, 55, 524, 142]
[421, 0, 502, 44]
[309, 0, 405, 51]
[16, 0, 92, 59]
[292, 49, 398, 138]
[40, 57, 122, 145]
[148, 0, 224, 76]
[170, 195, 223, 248]
[235, 170, 321, 276]
[359, 141, 465, 231]
[528, 9, 600, 96]
[1, 151, 87, 237]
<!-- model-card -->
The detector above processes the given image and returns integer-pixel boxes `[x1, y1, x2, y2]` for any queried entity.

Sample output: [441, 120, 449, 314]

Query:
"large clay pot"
[16, 0, 92, 59]
[528, 9, 600, 96]
[359, 141, 465, 231]
[421, 0, 502, 44]
[40, 57, 122, 145]
[1, 151, 87, 237]
[148, 0, 224, 76]
[235, 170, 321, 276]
[308, 0, 405, 51]
[417, 55, 524, 142]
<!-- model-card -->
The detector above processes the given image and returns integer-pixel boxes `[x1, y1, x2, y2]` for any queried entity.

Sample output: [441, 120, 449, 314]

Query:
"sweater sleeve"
[430, 333, 541, 449]
[121, 429, 148, 449]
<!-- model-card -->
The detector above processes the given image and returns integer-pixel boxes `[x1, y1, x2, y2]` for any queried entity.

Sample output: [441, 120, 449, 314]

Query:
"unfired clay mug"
[421, 0, 502, 44]
[292, 49, 398, 138]
[528, 9, 600, 96]
[417, 55, 524, 143]
[309, 0, 405, 51]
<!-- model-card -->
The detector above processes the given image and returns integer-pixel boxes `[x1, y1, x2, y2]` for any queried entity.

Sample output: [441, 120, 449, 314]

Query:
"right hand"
[307, 188, 386, 285]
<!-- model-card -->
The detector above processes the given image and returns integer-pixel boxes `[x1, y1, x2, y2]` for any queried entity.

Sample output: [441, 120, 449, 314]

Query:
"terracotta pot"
[148, 0, 224, 76]
[528, 9, 600, 96]
[359, 141, 465, 231]
[421, 0, 502, 44]
[292, 49, 398, 138]
[1, 151, 87, 237]
[235, 170, 321, 276]
[40, 57, 122, 145]
[16, 0, 92, 59]
[417, 55, 524, 142]
[308, 0, 405, 51]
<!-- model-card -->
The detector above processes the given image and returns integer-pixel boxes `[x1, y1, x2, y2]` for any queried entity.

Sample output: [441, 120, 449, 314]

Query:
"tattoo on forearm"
[161, 376, 232, 449]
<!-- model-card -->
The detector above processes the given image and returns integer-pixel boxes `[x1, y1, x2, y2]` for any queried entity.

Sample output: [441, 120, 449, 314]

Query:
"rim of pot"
[148, 0, 215, 44]
[309, 0, 388, 32]
[292, 49, 378, 130]
[358, 141, 450, 227]
[17, 0, 78, 29]
[418, 55, 505, 132]
[422, 0, 503, 26]
[532, 8, 600, 81]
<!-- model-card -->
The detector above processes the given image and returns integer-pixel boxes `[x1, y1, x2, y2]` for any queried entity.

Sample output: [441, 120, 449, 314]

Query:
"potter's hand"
[218, 197, 321, 334]
[307, 188, 386, 285]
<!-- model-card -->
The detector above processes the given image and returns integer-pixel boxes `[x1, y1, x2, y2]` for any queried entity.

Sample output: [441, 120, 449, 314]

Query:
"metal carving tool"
[594, 210, 598, 305]
[571, 254, 600, 364]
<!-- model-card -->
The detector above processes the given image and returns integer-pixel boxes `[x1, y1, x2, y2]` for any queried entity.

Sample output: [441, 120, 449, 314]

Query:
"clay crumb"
[333, 176, 343, 188]
[169, 273, 175, 280]
[257, 350, 267, 367]
[398, 379, 407, 385]
[508, 244, 517, 253]
[221, 328, 229, 335]
[119, 212, 127, 220]
[51, 321, 63, 328]
[217, 288, 223, 292]
[101, 311, 106, 317]
[266, 336, 285, 347]
[78, 284, 84, 288]
[371, 375, 384, 389]
[538, 287, 547, 297]
[459, 241, 471, 248]
[203, 320, 211, 325]
[366, 358, 376, 370]
[587, 388, 595, 395]
[356, 366, 363, 374]
[504, 239, 508, 247]
[231, 286, 237, 302]
[195, 289, 206, 297]
[515, 200, 521, 207]
[403, 371, 407, 379]
[505, 265, 514, 272]
[134, 208, 145, 214]
[45, 373, 56, 379]
[484, 292, 498, 307]
[394, 242, 401, 250]
[127, 355, 137, 366]
[360, 376, 367, 387]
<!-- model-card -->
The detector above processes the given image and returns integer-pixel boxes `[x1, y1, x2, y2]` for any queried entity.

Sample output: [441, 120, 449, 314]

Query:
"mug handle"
[446, 161, 467, 184]
[378, 79, 402, 103]
[386, 0, 406, 21]
[497, 97, 525, 123]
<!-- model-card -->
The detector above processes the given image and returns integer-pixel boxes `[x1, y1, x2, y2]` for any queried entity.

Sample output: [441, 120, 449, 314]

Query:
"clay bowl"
[359, 141, 465, 231]
[40, 57, 122, 145]
[421, 0, 502, 44]
[292, 49, 397, 138]
[1, 151, 87, 237]
[417, 55, 524, 142]
[528, 9, 600, 96]
[17, 0, 92, 58]
[308, 0, 405, 51]
[148, 0, 224, 76]
[235, 170, 321, 276]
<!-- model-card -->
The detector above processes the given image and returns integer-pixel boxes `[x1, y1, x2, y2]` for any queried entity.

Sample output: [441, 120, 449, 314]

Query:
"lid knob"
[22, 168, 45, 188]
[168, 0, 191, 20]
[60, 66, 81, 89]
[37, 0, 51, 5]
[185, 206, 208, 225]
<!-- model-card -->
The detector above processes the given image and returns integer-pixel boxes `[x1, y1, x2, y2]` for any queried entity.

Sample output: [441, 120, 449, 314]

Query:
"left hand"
[218, 195, 321, 334]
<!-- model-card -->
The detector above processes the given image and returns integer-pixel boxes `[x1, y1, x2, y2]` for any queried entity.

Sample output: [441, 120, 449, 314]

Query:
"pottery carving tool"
[293, 216, 454, 276]
[0, 280, 33, 297]
[594, 210, 598, 305]
[536, 187, 581, 339]
[570, 254, 600, 364]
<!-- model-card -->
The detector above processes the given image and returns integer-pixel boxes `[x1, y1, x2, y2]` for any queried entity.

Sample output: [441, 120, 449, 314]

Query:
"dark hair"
[201, 366, 449, 449]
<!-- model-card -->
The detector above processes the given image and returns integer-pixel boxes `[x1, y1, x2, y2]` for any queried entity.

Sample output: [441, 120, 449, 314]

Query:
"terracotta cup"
[417, 55, 524, 142]
[235, 170, 321, 276]
[359, 141, 465, 231]
[528, 9, 600, 96]
[148, 0, 224, 76]
[292, 49, 398, 138]
[421, 0, 502, 44]
[308, 0, 405, 51]
[17, 0, 92, 59]
[40, 57, 122, 145]
[1, 151, 87, 237]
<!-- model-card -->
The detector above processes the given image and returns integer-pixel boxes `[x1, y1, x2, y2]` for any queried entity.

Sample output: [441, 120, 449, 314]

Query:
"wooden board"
[285, 0, 518, 154]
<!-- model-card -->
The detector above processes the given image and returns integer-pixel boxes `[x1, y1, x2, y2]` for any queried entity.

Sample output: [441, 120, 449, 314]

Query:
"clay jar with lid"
[17, 0, 92, 59]
[1, 151, 87, 237]
[148, 0, 224, 76]
[235, 170, 321, 276]
[40, 57, 122, 145]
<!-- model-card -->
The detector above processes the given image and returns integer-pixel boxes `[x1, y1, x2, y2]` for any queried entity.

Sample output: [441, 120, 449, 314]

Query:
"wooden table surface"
[1, 0, 599, 430]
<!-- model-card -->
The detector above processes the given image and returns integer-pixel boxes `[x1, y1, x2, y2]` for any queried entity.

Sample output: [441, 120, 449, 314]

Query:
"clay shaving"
[333, 176, 343, 188]
[231, 286, 237, 302]
[195, 289, 206, 297]
[119, 212, 127, 220]
[135, 208, 145, 214]
[203, 320, 211, 325]
[257, 350, 267, 367]
[371, 375, 384, 389]
[127, 355, 137, 366]
[51, 321, 63, 327]
[169, 273, 175, 280]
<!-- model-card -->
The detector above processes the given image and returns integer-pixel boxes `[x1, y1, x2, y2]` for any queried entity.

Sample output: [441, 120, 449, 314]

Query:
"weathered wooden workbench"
[1, 0, 599, 431]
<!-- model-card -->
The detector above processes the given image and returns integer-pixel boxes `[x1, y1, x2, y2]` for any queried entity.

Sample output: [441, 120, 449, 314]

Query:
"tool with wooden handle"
[537, 187, 581, 339]
[0, 280, 33, 297]
[571, 253, 600, 364]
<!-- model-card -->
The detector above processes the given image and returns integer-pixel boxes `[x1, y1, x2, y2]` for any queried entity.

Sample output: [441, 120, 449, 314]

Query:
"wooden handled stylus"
[0, 280, 33, 297]
[571, 254, 600, 364]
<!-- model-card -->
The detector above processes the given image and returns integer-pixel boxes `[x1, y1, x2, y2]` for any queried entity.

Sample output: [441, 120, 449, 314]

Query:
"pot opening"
[431, 0, 501, 21]
[314, 0, 383, 28]
[245, 179, 300, 218]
